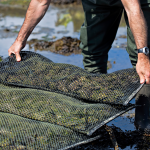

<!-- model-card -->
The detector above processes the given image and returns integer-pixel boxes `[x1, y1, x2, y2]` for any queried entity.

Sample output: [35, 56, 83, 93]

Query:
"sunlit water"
[0, 5, 131, 72]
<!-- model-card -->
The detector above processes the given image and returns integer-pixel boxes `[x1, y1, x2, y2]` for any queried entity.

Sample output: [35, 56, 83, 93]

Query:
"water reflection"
[135, 85, 150, 133]
[0, 5, 26, 17]
[56, 5, 84, 32]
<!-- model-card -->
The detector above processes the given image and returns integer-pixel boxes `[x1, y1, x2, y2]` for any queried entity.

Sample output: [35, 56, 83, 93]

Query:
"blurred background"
[0, 0, 131, 72]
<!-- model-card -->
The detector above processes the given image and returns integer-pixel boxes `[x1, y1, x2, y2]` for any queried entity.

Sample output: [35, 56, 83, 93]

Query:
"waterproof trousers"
[80, 0, 150, 73]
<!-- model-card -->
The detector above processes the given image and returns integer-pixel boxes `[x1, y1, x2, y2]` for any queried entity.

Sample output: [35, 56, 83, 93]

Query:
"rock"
[107, 61, 112, 70]
[4, 28, 10, 32]
[27, 37, 82, 56]
[51, 37, 81, 55]
[119, 35, 127, 38]
[34, 41, 53, 50]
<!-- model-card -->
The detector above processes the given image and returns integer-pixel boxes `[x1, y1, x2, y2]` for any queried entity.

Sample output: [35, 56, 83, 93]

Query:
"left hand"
[8, 40, 26, 62]
[136, 53, 150, 84]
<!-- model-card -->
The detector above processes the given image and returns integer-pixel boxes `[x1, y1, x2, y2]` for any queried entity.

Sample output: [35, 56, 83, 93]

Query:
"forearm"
[121, 0, 150, 84]
[127, 9, 147, 49]
[122, 0, 148, 50]
[16, 0, 51, 44]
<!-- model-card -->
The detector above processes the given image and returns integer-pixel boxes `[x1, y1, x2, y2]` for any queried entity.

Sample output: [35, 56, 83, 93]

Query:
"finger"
[139, 73, 145, 84]
[145, 71, 150, 84]
[8, 51, 15, 58]
[146, 77, 150, 84]
[8, 49, 12, 56]
[15, 52, 21, 62]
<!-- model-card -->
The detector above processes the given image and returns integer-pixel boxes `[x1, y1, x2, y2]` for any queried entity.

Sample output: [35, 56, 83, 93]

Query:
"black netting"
[0, 83, 135, 136]
[0, 51, 144, 149]
[0, 112, 101, 150]
[0, 51, 143, 105]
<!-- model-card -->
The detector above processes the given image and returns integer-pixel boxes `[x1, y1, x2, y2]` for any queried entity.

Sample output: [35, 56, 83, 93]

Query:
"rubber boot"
[135, 84, 150, 133]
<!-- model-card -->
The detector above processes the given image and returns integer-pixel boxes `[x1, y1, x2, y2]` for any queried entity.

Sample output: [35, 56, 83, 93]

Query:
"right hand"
[136, 53, 150, 84]
[8, 40, 26, 62]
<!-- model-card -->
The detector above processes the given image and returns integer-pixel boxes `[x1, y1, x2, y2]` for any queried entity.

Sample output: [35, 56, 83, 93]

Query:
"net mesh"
[0, 51, 143, 149]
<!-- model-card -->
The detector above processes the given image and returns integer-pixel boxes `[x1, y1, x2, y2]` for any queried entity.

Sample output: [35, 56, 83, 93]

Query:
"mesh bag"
[0, 51, 143, 149]
[0, 112, 101, 150]
[0, 51, 143, 105]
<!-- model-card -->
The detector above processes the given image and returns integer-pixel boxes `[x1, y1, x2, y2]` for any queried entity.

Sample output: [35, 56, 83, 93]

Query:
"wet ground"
[0, 4, 130, 71]
[0, 2, 149, 150]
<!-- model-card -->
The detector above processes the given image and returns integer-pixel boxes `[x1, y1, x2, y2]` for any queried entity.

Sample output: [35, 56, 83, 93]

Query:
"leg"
[80, 0, 123, 73]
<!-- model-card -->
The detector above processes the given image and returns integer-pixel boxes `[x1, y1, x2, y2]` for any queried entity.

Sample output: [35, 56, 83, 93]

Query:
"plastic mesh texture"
[0, 112, 101, 150]
[0, 51, 143, 149]
[0, 51, 143, 105]
[0, 83, 135, 136]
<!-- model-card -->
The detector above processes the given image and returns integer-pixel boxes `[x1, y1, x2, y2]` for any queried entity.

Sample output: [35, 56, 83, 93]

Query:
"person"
[8, 0, 150, 85]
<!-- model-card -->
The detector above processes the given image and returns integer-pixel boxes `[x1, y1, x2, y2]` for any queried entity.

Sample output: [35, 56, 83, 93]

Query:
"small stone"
[53, 36, 56, 39]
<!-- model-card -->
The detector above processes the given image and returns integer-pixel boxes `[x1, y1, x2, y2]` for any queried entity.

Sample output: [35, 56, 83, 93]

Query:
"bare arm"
[8, 0, 51, 61]
[121, 0, 150, 84]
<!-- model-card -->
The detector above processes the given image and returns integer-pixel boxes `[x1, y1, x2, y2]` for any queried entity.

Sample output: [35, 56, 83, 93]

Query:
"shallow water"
[0, 4, 147, 150]
[0, 4, 130, 70]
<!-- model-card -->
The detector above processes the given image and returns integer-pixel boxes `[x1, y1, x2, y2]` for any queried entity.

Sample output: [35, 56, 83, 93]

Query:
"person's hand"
[136, 53, 150, 84]
[8, 40, 26, 62]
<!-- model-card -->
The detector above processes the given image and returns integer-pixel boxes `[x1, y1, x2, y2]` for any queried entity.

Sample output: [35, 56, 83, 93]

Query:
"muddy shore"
[0, 0, 81, 8]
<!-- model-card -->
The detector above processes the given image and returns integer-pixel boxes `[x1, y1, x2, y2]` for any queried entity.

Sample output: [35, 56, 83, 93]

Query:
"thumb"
[139, 73, 145, 84]
[15, 52, 21, 62]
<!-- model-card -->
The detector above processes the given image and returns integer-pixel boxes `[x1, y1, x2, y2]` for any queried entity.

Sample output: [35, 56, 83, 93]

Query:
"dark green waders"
[80, 0, 150, 131]
[80, 0, 150, 73]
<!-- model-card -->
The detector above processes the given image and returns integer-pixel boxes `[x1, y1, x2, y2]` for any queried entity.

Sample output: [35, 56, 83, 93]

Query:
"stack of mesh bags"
[0, 51, 143, 150]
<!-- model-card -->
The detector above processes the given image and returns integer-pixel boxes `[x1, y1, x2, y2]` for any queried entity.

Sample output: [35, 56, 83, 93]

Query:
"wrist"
[138, 53, 149, 62]
[138, 53, 149, 57]
[16, 37, 26, 46]
[137, 46, 149, 57]
[14, 38, 26, 50]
